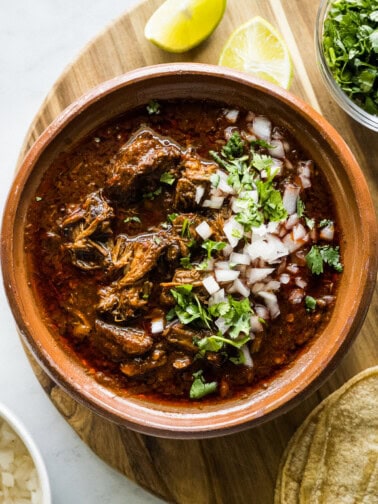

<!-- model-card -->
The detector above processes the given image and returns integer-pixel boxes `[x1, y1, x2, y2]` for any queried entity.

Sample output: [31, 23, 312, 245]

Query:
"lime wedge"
[218, 16, 293, 89]
[144, 0, 227, 53]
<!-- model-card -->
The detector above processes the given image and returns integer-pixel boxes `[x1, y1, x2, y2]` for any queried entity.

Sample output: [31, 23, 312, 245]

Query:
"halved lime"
[219, 16, 293, 89]
[144, 0, 227, 53]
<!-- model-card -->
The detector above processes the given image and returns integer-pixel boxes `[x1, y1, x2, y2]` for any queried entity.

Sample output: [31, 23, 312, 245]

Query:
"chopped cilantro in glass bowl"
[316, 0, 378, 131]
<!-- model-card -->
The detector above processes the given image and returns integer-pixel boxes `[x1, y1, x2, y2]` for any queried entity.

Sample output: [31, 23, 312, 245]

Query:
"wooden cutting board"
[20, 0, 378, 502]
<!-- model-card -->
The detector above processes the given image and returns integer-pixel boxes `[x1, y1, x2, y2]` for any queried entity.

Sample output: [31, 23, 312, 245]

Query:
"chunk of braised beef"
[59, 190, 114, 270]
[173, 154, 217, 210]
[97, 281, 152, 322]
[120, 348, 167, 377]
[162, 322, 210, 353]
[93, 319, 154, 361]
[108, 233, 171, 284]
[106, 128, 182, 200]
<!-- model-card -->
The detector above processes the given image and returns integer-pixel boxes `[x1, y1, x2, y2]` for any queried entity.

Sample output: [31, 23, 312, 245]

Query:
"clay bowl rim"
[1, 63, 377, 439]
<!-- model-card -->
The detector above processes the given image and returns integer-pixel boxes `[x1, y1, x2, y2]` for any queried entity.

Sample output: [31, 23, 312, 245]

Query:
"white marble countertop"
[0, 1, 163, 502]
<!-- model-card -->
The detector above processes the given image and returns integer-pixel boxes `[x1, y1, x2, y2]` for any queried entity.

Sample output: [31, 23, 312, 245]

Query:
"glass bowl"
[316, 0, 378, 132]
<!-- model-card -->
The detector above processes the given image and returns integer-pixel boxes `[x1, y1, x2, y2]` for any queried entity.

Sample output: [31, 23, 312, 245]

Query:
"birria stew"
[25, 100, 343, 402]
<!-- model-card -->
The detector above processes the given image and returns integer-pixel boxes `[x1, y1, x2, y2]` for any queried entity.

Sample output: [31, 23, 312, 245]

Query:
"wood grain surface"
[20, 0, 378, 502]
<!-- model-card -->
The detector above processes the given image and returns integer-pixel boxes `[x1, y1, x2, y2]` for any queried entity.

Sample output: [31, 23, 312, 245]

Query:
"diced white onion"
[288, 288, 305, 304]
[195, 185, 205, 204]
[241, 345, 254, 367]
[218, 178, 235, 194]
[247, 267, 275, 284]
[299, 174, 311, 188]
[215, 261, 232, 270]
[222, 243, 234, 257]
[151, 318, 165, 334]
[283, 185, 300, 215]
[292, 223, 307, 241]
[255, 304, 270, 320]
[285, 213, 300, 230]
[229, 252, 250, 265]
[202, 275, 220, 295]
[319, 224, 334, 241]
[208, 288, 226, 306]
[282, 232, 304, 253]
[251, 224, 268, 238]
[202, 196, 224, 209]
[223, 217, 244, 248]
[295, 277, 307, 289]
[215, 269, 240, 283]
[252, 116, 272, 140]
[195, 220, 212, 240]
[250, 315, 264, 333]
[264, 280, 281, 291]
[286, 263, 300, 274]
[279, 273, 291, 284]
[268, 139, 285, 158]
[258, 291, 280, 318]
[232, 278, 251, 298]
[246, 234, 288, 263]
[224, 108, 239, 123]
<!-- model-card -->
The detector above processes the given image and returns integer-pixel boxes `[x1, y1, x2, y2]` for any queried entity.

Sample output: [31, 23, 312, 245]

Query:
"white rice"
[0, 418, 42, 503]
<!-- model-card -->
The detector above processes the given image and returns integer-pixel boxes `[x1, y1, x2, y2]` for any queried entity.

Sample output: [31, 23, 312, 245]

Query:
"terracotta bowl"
[1, 63, 377, 438]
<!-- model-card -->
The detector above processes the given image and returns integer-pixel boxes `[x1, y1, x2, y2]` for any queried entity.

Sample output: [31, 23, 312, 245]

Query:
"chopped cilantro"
[250, 139, 274, 150]
[189, 370, 217, 399]
[123, 216, 141, 224]
[322, 0, 378, 115]
[305, 217, 315, 230]
[160, 172, 176, 185]
[256, 178, 288, 222]
[319, 219, 333, 228]
[168, 213, 179, 223]
[153, 236, 162, 245]
[201, 240, 227, 259]
[296, 197, 305, 218]
[180, 255, 193, 269]
[306, 245, 343, 275]
[305, 296, 317, 311]
[251, 152, 274, 172]
[222, 131, 245, 159]
[146, 99, 160, 115]
[169, 285, 212, 328]
[209, 296, 252, 340]
[143, 186, 162, 200]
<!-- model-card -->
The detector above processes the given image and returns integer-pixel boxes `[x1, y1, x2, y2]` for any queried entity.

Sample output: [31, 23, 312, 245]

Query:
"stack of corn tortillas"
[274, 366, 378, 503]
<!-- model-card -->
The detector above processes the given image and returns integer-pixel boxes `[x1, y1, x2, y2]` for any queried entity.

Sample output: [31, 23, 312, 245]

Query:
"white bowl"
[0, 403, 51, 504]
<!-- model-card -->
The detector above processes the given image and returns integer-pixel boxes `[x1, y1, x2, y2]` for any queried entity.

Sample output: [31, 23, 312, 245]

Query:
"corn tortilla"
[275, 366, 378, 504]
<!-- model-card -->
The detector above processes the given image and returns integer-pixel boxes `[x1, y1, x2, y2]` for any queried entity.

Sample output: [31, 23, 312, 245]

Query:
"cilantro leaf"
[160, 172, 176, 185]
[323, 0, 378, 114]
[305, 296, 317, 311]
[319, 219, 333, 228]
[143, 186, 162, 200]
[189, 370, 217, 399]
[306, 245, 343, 275]
[296, 197, 305, 218]
[169, 285, 212, 328]
[146, 99, 160, 115]
[222, 131, 245, 159]
[201, 240, 227, 259]
[180, 255, 192, 269]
